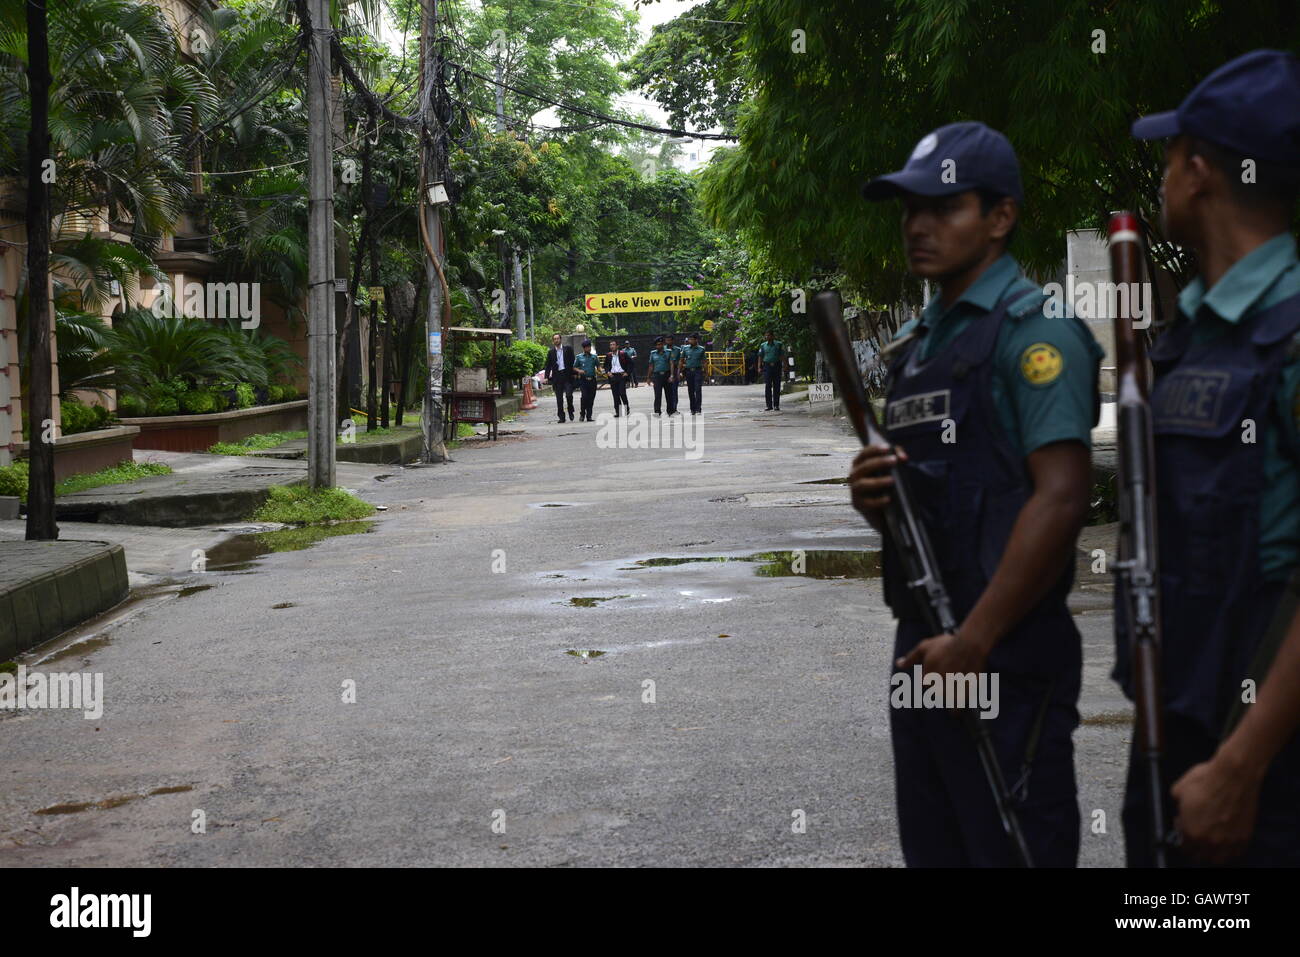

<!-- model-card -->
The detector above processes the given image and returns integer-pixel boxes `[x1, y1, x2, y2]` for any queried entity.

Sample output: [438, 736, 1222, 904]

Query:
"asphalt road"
[0, 382, 1131, 866]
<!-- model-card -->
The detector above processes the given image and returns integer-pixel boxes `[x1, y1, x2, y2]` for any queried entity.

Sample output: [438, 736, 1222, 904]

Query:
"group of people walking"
[543, 332, 710, 421]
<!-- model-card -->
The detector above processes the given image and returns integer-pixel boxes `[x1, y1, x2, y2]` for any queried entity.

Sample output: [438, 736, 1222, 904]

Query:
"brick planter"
[13, 425, 142, 483]
[119, 400, 308, 453]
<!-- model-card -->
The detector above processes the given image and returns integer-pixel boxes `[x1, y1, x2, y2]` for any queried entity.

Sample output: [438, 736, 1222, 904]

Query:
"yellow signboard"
[584, 290, 703, 313]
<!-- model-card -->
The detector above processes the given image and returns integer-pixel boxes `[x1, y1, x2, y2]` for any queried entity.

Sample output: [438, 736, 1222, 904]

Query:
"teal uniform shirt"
[1175, 232, 1300, 580]
[894, 253, 1104, 459]
[759, 340, 783, 364]
[574, 352, 599, 378]
[648, 348, 672, 374]
[682, 344, 706, 370]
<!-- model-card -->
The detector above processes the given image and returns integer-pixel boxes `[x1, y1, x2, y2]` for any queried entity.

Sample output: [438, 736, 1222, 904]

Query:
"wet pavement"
[0, 383, 1129, 867]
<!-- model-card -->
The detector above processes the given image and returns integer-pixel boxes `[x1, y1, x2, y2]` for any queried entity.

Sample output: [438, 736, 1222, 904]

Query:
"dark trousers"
[578, 377, 597, 420]
[665, 375, 679, 414]
[1122, 711, 1300, 866]
[684, 369, 703, 413]
[890, 620, 1082, 867]
[651, 372, 668, 413]
[628, 363, 638, 387]
[763, 362, 782, 408]
[552, 370, 574, 419]
[609, 373, 628, 413]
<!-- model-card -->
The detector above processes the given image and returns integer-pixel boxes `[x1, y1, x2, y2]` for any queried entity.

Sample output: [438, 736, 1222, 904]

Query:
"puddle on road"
[800, 477, 849, 485]
[204, 521, 375, 571]
[35, 784, 192, 815]
[561, 595, 630, 607]
[565, 649, 606, 659]
[530, 502, 582, 509]
[623, 550, 880, 580]
[1081, 711, 1133, 727]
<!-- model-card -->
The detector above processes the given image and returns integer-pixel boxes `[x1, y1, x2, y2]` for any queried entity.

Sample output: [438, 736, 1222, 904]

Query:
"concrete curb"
[0, 540, 128, 660]
[54, 467, 306, 527]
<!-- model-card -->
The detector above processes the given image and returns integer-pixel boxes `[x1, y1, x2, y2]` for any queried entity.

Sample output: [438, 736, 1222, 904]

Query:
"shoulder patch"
[1020, 342, 1064, 386]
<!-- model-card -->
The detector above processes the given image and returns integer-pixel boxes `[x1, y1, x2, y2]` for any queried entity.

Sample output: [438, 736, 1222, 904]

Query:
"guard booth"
[444, 326, 511, 441]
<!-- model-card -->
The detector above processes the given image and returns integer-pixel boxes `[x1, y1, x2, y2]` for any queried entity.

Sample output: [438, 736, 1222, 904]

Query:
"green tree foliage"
[645, 0, 1300, 303]
[623, 0, 746, 134]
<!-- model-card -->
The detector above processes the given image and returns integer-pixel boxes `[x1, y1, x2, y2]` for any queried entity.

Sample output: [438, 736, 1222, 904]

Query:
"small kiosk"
[444, 326, 512, 441]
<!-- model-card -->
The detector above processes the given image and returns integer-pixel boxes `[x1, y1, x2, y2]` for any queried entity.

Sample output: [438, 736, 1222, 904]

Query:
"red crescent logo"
[585, 296, 595, 311]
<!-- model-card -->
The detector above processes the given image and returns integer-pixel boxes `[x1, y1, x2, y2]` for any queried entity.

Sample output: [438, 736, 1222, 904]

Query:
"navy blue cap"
[654, 336, 664, 343]
[862, 121, 1023, 203]
[581, 338, 592, 347]
[1131, 50, 1300, 166]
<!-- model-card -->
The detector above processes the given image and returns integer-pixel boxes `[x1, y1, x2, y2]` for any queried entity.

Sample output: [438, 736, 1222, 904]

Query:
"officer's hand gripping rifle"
[809, 290, 1034, 868]
[1107, 212, 1169, 867]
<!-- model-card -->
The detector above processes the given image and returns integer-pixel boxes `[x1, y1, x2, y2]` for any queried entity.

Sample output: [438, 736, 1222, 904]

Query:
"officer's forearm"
[1217, 604, 1300, 782]
[958, 444, 1090, 656]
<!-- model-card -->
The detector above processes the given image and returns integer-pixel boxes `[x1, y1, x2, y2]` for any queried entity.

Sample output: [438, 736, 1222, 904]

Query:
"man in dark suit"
[543, 333, 576, 423]
[604, 339, 632, 417]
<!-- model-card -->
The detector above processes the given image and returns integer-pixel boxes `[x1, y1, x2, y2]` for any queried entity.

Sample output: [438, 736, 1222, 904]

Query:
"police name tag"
[1154, 369, 1231, 429]
[809, 383, 833, 402]
[886, 390, 951, 429]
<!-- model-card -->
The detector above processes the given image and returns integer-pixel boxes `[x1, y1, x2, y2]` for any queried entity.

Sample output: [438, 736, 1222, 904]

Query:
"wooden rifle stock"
[1107, 212, 1169, 867]
[809, 290, 1033, 867]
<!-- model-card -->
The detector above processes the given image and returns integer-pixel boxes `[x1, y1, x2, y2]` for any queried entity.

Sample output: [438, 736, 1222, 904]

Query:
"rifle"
[809, 290, 1034, 868]
[1107, 212, 1169, 867]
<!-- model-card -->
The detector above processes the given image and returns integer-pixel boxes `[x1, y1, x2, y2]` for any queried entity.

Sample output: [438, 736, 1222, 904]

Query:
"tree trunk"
[24, 0, 56, 541]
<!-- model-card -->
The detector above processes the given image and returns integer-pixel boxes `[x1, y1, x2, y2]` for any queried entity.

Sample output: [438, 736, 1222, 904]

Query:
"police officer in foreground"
[573, 338, 600, 422]
[1120, 49, 1300, 866]
[680, 332, 707, 414]
[850, 121, 1103, 866]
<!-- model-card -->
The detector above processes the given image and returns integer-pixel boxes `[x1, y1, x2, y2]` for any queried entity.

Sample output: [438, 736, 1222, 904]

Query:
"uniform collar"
[920, 253, 1021, 329]
[1178, 233, 1299, 324]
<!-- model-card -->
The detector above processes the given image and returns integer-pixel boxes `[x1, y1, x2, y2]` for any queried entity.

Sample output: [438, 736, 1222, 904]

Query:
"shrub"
[234, 383, 256, 409]
[59, 399, 112, 435]
[180, 391, 218, 415]
[150, 395, 180, 416]
[497, 340, 546, 381]
[0, 460, 28, 498]
[117, 394, 147, 417]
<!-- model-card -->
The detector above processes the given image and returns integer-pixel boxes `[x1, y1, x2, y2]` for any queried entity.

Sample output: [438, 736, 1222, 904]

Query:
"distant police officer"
[573, 339, 600, 422]
[758, 331, 784, 410]
[624, 342, 639, 387]
[648, 336, 673, 415]
[663, 333, 682, 415]
[681, 333, 707, 414]
[1120, 49, 1300, 866]
[850, 121, 1104, 867]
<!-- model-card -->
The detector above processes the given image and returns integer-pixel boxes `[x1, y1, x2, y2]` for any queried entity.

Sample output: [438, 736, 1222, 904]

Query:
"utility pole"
[512, 247, 526, 339]
[24, 0, 56, 540]
[420, 0, 447, 461]
[526, 248, 535, 340]
[306, 0, 336, 487]
[493, 58, 514, 334]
